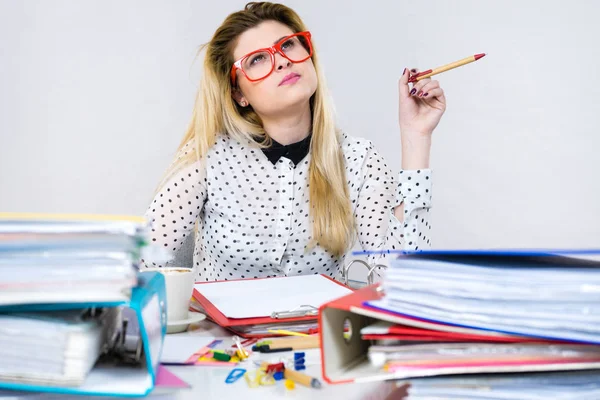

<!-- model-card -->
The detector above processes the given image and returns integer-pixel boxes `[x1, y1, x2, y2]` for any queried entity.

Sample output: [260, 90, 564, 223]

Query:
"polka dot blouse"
[141, 132, 432, 281]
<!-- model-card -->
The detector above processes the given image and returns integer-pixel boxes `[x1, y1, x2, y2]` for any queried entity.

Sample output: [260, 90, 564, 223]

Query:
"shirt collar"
[260, 134, 312, 166]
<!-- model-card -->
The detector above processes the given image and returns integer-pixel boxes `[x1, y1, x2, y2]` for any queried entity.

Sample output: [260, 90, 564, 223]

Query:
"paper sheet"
[194, 275, 352, 319]
[155, 366, 190, 388]
[159, 335, 215, 364]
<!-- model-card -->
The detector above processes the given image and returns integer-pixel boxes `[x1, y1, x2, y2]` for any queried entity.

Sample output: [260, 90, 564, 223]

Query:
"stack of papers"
[367, 250, 600, 343]
[0, 213, 149, 306]
[0, 308, 117, 387]
[401, 370, 600, 399]
[359, 250, 600, 378]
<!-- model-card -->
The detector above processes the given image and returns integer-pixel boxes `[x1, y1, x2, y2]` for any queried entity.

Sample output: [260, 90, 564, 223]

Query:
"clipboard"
[0, 271, 167, 397]
[192, 274, 353, 338]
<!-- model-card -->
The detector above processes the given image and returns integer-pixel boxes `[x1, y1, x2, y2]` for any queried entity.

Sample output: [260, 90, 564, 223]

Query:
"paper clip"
[271, 305, 318, 319]
[225, 368, 246, 384]
[244, 371, 259, 388]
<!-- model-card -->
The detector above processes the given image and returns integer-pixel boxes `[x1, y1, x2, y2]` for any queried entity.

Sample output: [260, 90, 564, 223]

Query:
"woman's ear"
[232, 88, 248, 107]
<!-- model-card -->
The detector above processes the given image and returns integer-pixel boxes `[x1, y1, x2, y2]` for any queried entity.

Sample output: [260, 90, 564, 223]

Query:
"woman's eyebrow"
[273, 35, 287, 44]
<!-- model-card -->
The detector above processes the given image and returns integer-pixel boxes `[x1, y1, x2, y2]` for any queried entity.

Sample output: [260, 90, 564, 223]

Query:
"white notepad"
[194, 275, 352, 319]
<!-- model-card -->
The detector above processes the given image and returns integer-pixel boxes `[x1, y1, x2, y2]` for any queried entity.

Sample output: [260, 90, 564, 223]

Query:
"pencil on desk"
[408, 53, 486, 83]
[266, 335, 320, 350]
[267, 329, 310, 337]
[283, 369, 322, 389]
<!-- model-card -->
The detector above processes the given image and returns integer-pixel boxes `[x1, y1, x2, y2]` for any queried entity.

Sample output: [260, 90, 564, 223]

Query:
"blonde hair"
[161, 2, 354, 256]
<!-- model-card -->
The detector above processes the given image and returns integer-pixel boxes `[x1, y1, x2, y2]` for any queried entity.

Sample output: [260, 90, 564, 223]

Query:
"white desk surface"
[158, 320, 399, 400]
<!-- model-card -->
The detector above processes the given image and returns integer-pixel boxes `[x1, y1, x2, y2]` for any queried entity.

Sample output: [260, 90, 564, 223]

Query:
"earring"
[240, 100, 247, 106]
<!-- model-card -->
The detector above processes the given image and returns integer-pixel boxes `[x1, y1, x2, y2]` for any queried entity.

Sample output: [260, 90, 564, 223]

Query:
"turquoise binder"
[0, 271, 167, 397]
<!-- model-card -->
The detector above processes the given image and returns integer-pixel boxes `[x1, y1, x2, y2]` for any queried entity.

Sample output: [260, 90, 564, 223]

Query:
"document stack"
[319, 249, 600, 398]
[0, 213, 167, 397]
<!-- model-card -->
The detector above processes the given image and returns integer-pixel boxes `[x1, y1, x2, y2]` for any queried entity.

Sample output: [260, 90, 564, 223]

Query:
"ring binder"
[0, 271, 167, 397]
[342, 259, 387, 289]
[271, 305, 318, 319]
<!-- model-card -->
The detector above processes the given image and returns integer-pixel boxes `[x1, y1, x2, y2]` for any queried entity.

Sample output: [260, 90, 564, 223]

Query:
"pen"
[283, 369, 322, 389]
[408, 53, 486, 83]
[261, 347, 293, 353]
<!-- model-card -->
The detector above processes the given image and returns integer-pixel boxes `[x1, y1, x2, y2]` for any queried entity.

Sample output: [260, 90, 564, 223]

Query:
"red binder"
[318, 284, 600, 385]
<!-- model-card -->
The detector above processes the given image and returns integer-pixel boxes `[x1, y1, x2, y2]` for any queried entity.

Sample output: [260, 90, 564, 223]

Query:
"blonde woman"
[142, 2, 446, 282]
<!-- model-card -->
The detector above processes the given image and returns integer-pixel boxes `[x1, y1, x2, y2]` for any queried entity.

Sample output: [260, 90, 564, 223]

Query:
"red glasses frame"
[230, 31, 313, 86]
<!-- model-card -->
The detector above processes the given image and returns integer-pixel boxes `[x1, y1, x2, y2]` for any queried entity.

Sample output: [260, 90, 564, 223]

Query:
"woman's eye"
[281, 39, 295, 50]
[250, 54, 266, 65]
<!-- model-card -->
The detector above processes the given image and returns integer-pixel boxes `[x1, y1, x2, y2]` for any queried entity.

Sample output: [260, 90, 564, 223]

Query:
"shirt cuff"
[396, 169, 433, 208]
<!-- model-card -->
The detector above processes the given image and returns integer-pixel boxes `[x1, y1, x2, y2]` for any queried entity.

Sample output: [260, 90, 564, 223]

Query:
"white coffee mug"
[142, 267, 194, 323]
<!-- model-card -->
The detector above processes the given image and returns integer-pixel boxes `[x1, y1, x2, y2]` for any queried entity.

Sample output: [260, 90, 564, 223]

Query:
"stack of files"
[0, 213, 149, 306]
[192, 274, 352, 337]
[0, 308, 117, 387]
[0, 213, 169, 397]
[394, 370, 600, 399]
[0, 269, 168, 397]
[366, 249, 600, 344]
[318, 249, 600, 385]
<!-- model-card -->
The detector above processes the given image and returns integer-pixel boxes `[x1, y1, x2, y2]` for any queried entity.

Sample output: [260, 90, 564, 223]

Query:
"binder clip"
[264, 362, 285, 374]
[232, 335, 249, 360]
[293, 352, 306, 370]
[271, 305, 318, 319]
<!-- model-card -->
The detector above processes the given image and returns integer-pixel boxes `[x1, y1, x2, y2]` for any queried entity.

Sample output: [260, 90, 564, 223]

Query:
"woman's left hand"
[398, 68, 446, 139]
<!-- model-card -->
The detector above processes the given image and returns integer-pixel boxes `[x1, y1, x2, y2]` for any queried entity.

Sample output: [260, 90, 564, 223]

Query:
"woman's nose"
[274, 53, 292, 70]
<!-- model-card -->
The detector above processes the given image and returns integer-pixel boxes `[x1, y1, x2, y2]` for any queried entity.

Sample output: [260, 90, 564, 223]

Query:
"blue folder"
[360, 248, 600, 344]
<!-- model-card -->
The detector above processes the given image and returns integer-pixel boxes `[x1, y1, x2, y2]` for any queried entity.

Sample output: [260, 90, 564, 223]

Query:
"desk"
[159, 320, 398, 400]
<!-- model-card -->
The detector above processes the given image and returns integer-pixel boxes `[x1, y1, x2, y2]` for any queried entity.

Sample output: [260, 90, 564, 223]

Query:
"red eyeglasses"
[230, 31, 313, 86]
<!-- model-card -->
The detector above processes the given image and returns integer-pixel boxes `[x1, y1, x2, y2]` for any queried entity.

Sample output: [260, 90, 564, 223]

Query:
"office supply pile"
[319, 249, 600, 398]
[0, 213, 170, 397]
[160, 332, 324, 391]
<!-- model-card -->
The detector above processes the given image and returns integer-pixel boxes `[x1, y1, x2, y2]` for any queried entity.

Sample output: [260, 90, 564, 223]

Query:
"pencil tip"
[475, 53, 486, 60]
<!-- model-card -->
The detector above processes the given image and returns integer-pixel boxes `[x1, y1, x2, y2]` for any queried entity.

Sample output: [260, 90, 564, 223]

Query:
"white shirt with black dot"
[141, 133, 432, 281]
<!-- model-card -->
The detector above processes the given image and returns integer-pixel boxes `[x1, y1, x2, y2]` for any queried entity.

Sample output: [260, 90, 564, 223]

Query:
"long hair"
[161, 2, 355, 256]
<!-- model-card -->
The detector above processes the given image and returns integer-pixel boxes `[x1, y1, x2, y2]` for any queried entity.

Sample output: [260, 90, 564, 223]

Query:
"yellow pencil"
[267, 335, 320, 350]
[283, 369, 322, 389]
[408, 53, 486, 83]
[267, 329, 310, 337]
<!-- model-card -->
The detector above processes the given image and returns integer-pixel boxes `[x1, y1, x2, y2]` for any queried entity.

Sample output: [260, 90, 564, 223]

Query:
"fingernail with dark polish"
[423, 93, 429, 97]
[410, 88, 417, 95]
[411, 69, 417, 73]
[403, 68, 407, 75]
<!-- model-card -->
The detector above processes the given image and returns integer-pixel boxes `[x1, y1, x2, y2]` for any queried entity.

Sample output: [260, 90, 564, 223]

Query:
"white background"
[1, 0, 599, 250]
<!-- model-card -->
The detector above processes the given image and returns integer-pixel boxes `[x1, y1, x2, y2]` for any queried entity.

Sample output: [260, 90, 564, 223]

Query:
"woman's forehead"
[232, 21, 295, 60]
